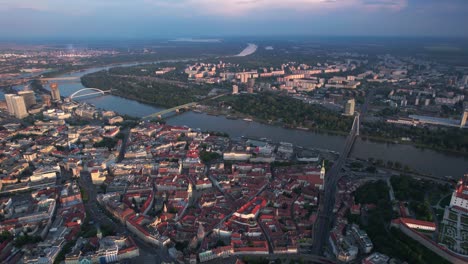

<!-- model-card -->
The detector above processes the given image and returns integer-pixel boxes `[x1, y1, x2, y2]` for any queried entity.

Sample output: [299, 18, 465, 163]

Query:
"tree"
[199, 151, 221, 163]
[0, 231, 12, 242]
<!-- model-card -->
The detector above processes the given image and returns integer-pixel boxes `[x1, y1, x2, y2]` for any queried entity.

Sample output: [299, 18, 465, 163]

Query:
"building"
[223, 152, 251, 161]
[91, 170, 106, 185]
[41, 94, 52, 107]
[5, 94, 29, 119]
[461, 109, 468, 128]
[239, 74, 249, 84]
[199, 246, 233, 262]
[329, 232, 358, 263]
[462, 75, 468, 86]
[30, 166, 59, 182]
[344, 99, 355, 116]
[232, 85, 239, 94]
[18, 90, 36, 109]
[391, 218, 436, 231]
[248, 78, 255, 89]
[65, 236, 139, 264]
[350, 224, 373, 253]
[362, 252, 390, 264]
[108, 116, 124, 125]
[449, 174, 468, 212]
[50, 83, 61, 101]
[4, 94, 15, 115]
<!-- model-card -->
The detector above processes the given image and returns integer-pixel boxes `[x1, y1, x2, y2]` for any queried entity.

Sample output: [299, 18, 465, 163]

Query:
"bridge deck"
[142, 102, 198, 119]
[40, 77, 80, 81]
[141, 93, 228, 120]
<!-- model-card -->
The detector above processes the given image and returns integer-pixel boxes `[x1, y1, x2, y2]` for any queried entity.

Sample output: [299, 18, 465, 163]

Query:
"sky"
[0, 0, 467, 39]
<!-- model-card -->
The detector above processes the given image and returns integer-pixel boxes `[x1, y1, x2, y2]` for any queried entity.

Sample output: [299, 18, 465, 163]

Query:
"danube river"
[5, 62, 468, 178]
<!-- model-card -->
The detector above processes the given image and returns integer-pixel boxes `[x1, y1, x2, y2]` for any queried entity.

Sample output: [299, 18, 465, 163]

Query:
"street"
[77, 171, 174, 263]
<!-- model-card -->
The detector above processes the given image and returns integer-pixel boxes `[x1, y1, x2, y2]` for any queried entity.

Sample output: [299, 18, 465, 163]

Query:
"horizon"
[0, 0, 467, 40]
[2, 35, 468, 45]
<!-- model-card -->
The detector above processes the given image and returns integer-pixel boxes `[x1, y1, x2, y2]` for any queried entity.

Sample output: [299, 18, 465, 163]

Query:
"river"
[235, 43, 258, 57]
[2, 62, 467, 178]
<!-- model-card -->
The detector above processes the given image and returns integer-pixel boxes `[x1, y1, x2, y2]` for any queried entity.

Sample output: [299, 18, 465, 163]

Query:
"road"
[77, 172, 173, 263]
[203, 253, 336, 264]
[311, 90, 376, 255]
[312, 115, 359, 254]
[109, 74, 189, 88]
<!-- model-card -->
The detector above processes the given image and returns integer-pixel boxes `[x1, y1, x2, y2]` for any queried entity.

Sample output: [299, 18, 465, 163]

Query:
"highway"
[312, 114, 360, 255]
[312, 89, 373, 254]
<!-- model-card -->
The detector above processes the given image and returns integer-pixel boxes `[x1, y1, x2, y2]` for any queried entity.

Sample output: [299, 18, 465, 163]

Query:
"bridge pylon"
[355, 113, 360, 136]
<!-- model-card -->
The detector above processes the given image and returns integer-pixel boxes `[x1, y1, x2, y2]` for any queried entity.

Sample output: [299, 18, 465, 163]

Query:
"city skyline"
[0, 0, 467, 39]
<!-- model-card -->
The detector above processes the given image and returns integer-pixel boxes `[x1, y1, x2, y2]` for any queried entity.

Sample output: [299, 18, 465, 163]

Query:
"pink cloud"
[149, 0, 410, 16]
[361, 0, 408, 11]
[0, 0, 410, 16]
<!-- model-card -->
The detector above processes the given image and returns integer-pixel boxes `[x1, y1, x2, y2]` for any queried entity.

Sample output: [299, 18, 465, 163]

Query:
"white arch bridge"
[69, 88, 112, 100]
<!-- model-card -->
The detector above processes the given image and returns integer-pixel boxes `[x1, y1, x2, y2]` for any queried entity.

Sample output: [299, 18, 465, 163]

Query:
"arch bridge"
[69, 88, 112, 99]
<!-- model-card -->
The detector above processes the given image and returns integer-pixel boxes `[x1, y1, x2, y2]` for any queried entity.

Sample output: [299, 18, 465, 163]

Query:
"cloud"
[145, 0, 410, 16]
[361, 0, 408, 11]
[0, 0, 139, 14]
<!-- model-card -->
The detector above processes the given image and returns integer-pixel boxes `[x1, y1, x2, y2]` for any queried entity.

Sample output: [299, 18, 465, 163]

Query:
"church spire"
[320, 160, 326, 180]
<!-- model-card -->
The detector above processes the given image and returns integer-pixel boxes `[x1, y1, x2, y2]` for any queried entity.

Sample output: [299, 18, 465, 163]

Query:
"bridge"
[69, 88, 112, 100]
[142, 93, 228, 120]
[40, 77, 81, 81]
[142, 102, 198, 120]
[312, 113, 360, 254]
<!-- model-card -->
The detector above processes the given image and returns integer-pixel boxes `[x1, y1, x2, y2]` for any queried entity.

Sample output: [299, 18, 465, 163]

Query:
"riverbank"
[78, 71, 468, 157]
[80, 69, 211, 109]
[28, 61, 466, 178]
[360, 135, 468, 157]
[201, 106, 350, 137]
[42, 58, 199, 79]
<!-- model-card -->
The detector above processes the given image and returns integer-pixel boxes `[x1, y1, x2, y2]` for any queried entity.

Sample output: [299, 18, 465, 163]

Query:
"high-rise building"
[461, 109, 468, 128]
[4, 94, 16, 116]
[41, 94, 52, 107]
[232, 85, 239, 94]
[248, 78, 255, 89]
[240, 74, 249, 84]
[13, 96, 29, 119]
[5, 94, 29, 119]
[462, 75, 468, 86]
[50, 83, 61, 101]
[18, 90, 36, 109]
[344, 99, 355, 116]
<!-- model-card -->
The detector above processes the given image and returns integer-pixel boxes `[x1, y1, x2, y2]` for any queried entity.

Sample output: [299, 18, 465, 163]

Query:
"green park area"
[350, 180, 450, 264]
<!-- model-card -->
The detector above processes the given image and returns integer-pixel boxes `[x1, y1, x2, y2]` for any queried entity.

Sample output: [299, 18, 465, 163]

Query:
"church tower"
[197, 222, 205, 241]
[97, 226, 103, 239]
[320, 160, 326, 180]
[188, 183, 193, 199]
